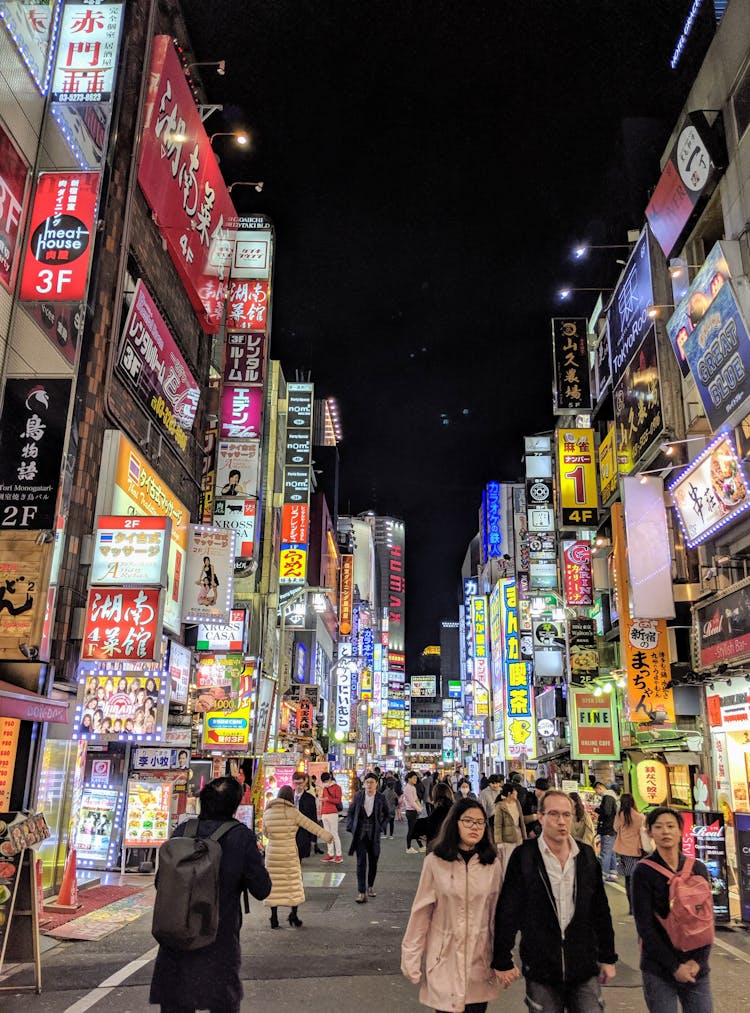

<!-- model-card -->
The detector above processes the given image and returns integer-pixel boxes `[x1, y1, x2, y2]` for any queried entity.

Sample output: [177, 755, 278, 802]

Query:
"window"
[732, 59, 750, 143]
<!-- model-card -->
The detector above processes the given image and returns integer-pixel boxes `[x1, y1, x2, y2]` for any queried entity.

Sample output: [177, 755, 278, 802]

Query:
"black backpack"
[152, 819, 239, 950]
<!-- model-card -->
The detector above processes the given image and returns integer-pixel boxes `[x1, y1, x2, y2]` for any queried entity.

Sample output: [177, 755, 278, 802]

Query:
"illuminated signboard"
[232, 221, 273, 281]
[607, 228, 654, 388]
[51, 1, 125, 104]
[410, 676, 436, 698]
[570, 688, 619, 760]
[551, 317, 591, 414]
[388, 520, 406, 654]
[0, 122, 29, 292]
[481, 481, 503, 562]
[223, 332, 266, 386]
[116, 280, 200, 452]
[138, 36, 236, 332]
[90, 515, 170, 586]
[167, 640, 191, 706]
[74, 786, 121, 866]
[182, 525, 236, 623]
[499, 579, 535, 760]
[598, 424, 617, 504]
[73, 663, 169, 740]
[203, 702, 251, 751]
[20, 170, 99, 301]
[82, 587, 163, 661]
[215, 440, 260, 499]
[124, 779, 172, 847]
[448, 680, 461, 699]
[470, 595, 489, 717]
[489, 581, 504, 739]
[0, 1, 56, 93]
[613, 327, 664, 472]
[220, 385, 263, 440]
[196, 609, 247, 652]
[99, 430, 188, 635]
[339, 554, 354, 636]
[213, 498, 256, 558]
[669, 433, 750, 547]
[557, 427, 597, 526]
[227, 278, 268, 332]
[280, 383, 314, 588]
[562, 540, 592, 606]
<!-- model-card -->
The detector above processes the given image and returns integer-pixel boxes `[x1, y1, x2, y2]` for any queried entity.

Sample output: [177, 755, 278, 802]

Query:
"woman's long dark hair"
[569, 791, 585, 822]
[432, 798, 497, 865]
[619, 792, 635, 826]
[433, 781, 454, 806]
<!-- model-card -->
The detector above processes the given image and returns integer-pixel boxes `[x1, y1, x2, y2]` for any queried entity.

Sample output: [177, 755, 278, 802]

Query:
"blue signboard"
[682, 281, 750, 433]
[607, 228, 655, 386]
[482, 482, 503, 561]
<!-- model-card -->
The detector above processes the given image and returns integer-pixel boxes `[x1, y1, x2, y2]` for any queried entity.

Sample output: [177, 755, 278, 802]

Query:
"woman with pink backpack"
[631, 806, 714, 1013]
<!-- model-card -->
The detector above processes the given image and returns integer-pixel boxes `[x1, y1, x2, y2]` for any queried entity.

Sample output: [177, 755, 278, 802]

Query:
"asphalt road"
[3, 821, 750, 1012]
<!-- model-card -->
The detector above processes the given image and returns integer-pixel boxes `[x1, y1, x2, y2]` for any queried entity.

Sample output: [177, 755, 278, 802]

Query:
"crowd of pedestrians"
[148, 767, 715, 1013]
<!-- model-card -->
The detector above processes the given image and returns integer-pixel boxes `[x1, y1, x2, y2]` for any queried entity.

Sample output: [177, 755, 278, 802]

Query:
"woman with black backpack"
[631, 806, 714, 1013]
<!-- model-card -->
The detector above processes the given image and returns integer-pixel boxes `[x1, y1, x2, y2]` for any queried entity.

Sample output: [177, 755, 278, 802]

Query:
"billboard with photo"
[73, 665, 168, 740]
[182, 526, 236, 623]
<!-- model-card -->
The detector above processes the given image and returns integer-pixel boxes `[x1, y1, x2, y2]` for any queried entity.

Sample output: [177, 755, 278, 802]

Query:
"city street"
[3, 822, 750, 1012]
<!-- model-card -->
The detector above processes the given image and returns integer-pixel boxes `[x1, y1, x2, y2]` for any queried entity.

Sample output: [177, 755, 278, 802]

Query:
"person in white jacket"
[401, 797, 515, 1012]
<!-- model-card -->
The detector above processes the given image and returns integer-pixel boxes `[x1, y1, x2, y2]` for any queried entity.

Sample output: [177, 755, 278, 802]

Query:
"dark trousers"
[387, 815, 395, 835]
[355, 833, 379, 892]
[436, 1004, 487, 1013]
[406, 809, 421, 848]
[161, 1007, 239, 1013]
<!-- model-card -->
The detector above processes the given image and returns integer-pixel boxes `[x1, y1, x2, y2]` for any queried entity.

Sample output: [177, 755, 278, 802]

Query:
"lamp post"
[209, 130, 250, 148]
[228, 180, 264, 194]
[573, 243, 634, 260]
[558, 286, 613, 300]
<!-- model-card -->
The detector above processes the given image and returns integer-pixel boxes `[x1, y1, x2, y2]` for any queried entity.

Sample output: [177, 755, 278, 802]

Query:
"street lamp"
[186, 59, 226, 76]
[558, 287, 612, 300]
[228, 180, 264, 194]
[209, 130, 249, 147]
[573, 243, 634, 260]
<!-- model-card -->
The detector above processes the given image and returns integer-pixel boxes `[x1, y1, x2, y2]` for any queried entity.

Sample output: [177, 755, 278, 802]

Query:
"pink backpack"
[641, 857, 714, 951]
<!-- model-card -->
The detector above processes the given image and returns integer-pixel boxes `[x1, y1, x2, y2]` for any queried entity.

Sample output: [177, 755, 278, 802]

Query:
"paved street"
[4, 821, 750, 1012]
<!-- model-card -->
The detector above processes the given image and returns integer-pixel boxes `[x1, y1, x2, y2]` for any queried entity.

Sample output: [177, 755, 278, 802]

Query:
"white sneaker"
[407, 845, 420, 854]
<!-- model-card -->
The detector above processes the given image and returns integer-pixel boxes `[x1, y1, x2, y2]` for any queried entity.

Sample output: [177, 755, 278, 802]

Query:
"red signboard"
[138, 36, 236, 333]
[227, 279, 269, 332]
[562, 540, 593, 606]
[20, 170, 99, 301]
[0, 123, 29, 292]
[82, 587, 162, 661]
[281, 502, 309, 544]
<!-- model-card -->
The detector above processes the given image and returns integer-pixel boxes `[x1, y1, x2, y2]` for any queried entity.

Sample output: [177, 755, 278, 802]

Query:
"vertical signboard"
[500, 579, 535, 761]
[0, 377, 72, 529]
[557, 427, 597, 526]
[562, 540, 593, 606]
[569, 688, 619, 760]
[735, 812, 750, 924]
[622, 475, 675, 619]
[50, 1, 125, 103]
[607, 227, 655, 389]
[19, 171, 99, 301]
[680, 811, 730, 923]
[138, 36, 236, 332]
[551, 317, 591, 414]
[470, 595, 490, 717]
[182, 526, 236, 623]
[387, 520, 406, 656]
[613, 326, 664, 471]
[0, 122, 29, 292]
[280, 383, 313, 586]
[339, 554, 354, 636]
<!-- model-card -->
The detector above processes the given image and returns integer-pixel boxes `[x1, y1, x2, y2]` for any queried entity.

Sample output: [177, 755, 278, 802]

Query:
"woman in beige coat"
[402, 798, 509, 1012]
[263, 785, 333, 928]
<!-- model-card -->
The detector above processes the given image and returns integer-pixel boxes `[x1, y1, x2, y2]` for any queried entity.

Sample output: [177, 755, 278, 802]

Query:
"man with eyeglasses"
[492, 789, 617, 1012]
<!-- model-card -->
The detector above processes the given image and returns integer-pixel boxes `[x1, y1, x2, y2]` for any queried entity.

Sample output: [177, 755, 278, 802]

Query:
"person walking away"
[569, 792, 596, 848]
[523, 777, 547, 838]
[413, 781, 454, 851]
[402, 797, 505, 1013]
[347, 772, 389, 903]
[422, 770, 434, 814]
[480, 773, 502, 833]
[292, 771, 319, 859]
[613, 793, 645, 913]
[150, 777, 271, 1013]
[404, 771, 424, 853]
[494, 782, 526, 869]
[479, 772, 490, 791]
[595, 780, 618, 881]
[263, 785, 333, 928]
[632, 806, 714, 1013]
[383, 778, 398, 838]
[492, 788, 618, 1011]
[319, 771, 343, 863]
[509, 770, 528, 813]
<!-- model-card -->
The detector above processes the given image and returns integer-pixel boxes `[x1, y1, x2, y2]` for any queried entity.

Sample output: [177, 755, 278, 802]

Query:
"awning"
[0, 681, 70, 724]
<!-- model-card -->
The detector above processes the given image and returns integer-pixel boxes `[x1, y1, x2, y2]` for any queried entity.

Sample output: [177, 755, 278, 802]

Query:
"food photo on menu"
[78, 673, 161, 735]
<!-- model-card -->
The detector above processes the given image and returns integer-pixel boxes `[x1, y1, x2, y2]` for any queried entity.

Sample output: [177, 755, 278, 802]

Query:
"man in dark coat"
[347, 771, 389, 903]
[149, 776, 271, 1013]
[292, 770, 319, 858]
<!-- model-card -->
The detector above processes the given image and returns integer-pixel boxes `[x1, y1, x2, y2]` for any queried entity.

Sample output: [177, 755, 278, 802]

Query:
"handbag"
[640, 825, 655, 854]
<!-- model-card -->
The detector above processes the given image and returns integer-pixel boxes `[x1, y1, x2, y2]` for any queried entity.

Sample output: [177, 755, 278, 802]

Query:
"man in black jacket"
[347, 772, 389, 903]
[292, 771, 319, 858]
[492, 789, 617, 1012]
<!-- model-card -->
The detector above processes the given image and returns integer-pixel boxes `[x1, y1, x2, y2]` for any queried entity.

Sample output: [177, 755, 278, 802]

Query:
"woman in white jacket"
[402, 798, 514, 1013]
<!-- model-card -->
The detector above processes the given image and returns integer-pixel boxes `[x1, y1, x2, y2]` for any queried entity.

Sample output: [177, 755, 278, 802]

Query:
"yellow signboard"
[598, 425, 617, 504]
[203, 702, 252, 750]
[557, 427, 598, 526]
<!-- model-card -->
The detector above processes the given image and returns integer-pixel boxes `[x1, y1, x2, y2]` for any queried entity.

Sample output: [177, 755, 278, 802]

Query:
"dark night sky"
[182, 1, 715, 664]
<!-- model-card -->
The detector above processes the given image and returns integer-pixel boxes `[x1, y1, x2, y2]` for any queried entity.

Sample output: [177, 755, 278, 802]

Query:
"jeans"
[322, 812, 341, 856]
[642, 972, 713, 1013]
[599, 834, 617, 876]
[525, 976, 603, 1013]
[406, 809, 422, 848]
[355, 833, 379, 892]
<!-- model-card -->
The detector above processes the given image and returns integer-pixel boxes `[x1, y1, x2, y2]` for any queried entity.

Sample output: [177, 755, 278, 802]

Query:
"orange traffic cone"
[46, 848, 81, 912]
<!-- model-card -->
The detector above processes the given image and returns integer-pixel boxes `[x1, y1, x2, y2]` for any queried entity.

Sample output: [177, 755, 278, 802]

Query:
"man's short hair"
[509, 771, 522, 783]
[364, 772, 378, 783]
[488, 773, 503, 785]
[535, 777, 550, 791]
[538, 789, 573, 814]
[320, 771, 332, 782]
[594, 780, 607, 789]
[645, 806, 683, 831]
[500, 782, 517, 798]
[199, 776, 243, 819]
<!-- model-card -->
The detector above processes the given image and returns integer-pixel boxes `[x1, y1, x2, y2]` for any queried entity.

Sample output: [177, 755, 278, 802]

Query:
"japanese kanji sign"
[552, 317, 591, 413]
[598, 424, 617, 504]
[470, 594, 490, 717]
[116, 280, 200, 452]
[51, 1, 125, 104]
[0, 377, 72, 529]
[0, 2, 55, 91]
[223, 332, 266, 386]
[339, 554, 354, 636]
[138, 36, 236, 332]
[20, 171, 99, 301]
[557, 427, 598, 527]
[281, 502, 309, 544]
[227, 279, 268, 331]
[562, 539, 593, 606]
[90, 515, 170, 586]
[670, 434, 750, 546]
[0, 122, 29, 292]
[82, 587, 163, 661]
[570, 688, 619, 760]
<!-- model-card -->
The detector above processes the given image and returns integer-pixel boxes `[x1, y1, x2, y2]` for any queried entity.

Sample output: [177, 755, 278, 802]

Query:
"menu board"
[124, 780, 172, 847]
[680, 810, 730, 923]
[0, 719, 20, 809]
[74, 788, 120, 864]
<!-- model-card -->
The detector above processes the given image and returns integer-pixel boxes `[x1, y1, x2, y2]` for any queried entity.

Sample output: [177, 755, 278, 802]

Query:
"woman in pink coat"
[401, 797, 507, 1013]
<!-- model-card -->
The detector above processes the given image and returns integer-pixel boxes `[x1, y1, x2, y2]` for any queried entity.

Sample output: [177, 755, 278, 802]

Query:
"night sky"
[182, 1, 716, 664]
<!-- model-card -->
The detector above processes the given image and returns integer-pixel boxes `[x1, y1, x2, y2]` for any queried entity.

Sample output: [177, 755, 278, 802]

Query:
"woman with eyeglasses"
[402, 797, 507, 1013]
